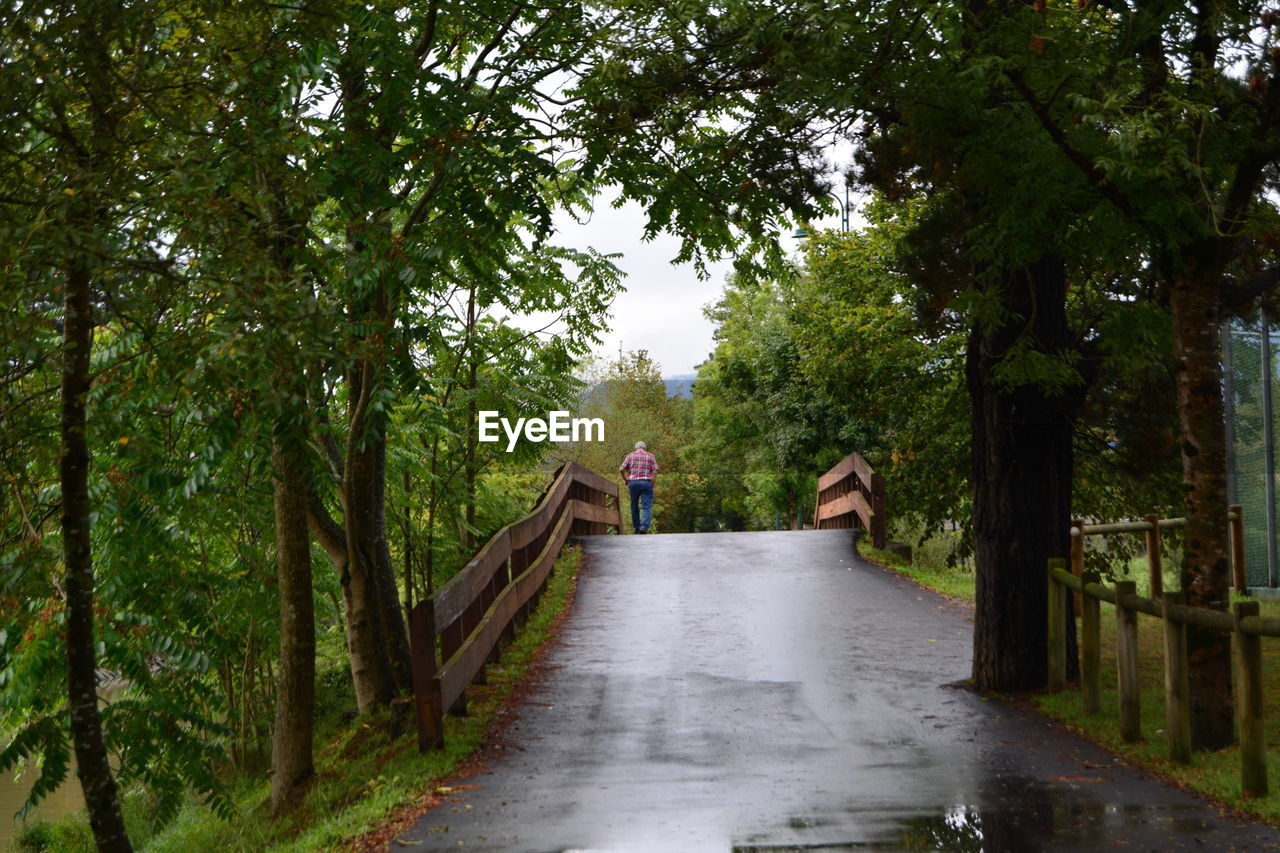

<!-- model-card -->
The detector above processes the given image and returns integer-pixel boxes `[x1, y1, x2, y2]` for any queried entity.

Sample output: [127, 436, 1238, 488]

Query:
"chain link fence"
[1227, 314, 1277, 587]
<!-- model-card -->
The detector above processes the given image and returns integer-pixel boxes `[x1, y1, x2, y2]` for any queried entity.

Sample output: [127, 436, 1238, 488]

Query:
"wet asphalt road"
[397, 530, 1280, 852]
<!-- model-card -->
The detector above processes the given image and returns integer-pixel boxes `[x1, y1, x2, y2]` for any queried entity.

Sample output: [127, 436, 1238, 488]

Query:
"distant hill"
[577, 374, 699, 402]
[663, 374, 697, 399]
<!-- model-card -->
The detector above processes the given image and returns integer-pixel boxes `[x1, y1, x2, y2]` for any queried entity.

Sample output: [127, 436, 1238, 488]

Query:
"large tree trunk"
[268, 426, 316, 816]
[62, 259, 133, 853]
[968, 255, 1078, 692]
[1170, 269, 1234, 750]
[305, 449, 411, 700]
[342, 361, 397, 712]
[334, 44, 412, 703]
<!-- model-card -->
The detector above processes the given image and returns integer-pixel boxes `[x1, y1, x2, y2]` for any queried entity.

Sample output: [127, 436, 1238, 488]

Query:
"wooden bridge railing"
[408, 461, 619, 751]
[814, 451, 886, 549]
[1047, 507, 1276, 796]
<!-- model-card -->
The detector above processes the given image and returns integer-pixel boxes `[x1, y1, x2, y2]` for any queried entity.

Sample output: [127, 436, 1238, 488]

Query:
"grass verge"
[10, 547, 585, 853]
[857, 543, 976, 604]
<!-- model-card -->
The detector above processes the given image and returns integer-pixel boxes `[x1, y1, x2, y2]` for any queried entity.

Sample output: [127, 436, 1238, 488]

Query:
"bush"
[10, 815, 94, 853]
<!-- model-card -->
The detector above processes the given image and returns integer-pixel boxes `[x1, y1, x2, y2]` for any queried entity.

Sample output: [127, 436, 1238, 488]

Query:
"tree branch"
[1004, 67, 1136, 218]
[1224, 263, 1280, 312]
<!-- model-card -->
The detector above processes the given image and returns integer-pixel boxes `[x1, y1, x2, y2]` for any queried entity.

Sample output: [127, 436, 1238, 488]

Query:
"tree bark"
[1170, 267, 1234, 750]
[342, 361, 397, 712]
[268, 424, 316, 816]
[968, 255, 1079, 692]
[62, 258, 134, 853]
[372, 428, 413, 694]
[462, 283, 479, 551]
[55, 9, 134, 849]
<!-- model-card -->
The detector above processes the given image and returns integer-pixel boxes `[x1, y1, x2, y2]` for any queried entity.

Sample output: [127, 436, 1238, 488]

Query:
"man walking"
[619, 441, 658, 534]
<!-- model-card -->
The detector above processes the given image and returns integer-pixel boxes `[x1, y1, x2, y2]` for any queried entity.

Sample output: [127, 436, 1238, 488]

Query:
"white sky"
[512, 195, 838, 376]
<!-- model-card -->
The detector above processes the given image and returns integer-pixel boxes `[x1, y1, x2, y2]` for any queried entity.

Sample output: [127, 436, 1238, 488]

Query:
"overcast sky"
[510, 195, 835, 376]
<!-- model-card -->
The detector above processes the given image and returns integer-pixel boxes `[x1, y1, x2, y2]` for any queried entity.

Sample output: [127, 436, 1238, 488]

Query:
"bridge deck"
[398, 530, 1280, 851]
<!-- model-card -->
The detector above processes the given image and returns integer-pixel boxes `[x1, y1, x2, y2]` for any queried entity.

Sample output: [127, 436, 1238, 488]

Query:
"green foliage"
[150, 547, 582, 853]
[559, 351, 691, 532]
[687, 190, 1183, 552]
[786, 205, 972, 546]
[690, 269, 845, 530]
[10, 814, 95, 853]
[1, 0, 622, 838]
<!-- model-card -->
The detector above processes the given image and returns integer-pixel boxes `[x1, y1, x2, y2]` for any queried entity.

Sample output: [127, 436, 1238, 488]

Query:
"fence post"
[1081, 570, 1101, 714]
[1048, 558, 1067, 692]
[1114, 581, 1141, 742]
[1231, 505, 1248, 594]
[1162, 592, 1192, 763]
[1145, 514, 1163, 599]
[409, 600, 445, 752]
[1070, 519, 1085, 612]
[1235, 601, 1267, 797]
[868, 471, 886, 549]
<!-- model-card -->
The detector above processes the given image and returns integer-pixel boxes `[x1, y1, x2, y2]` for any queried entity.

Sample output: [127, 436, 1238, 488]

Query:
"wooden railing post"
[1230, 505, 1248, 594]
[1081, 570, 1101, 714]
[870, 471, 886, 549]
[409, 600, 445, 752]
[1070, 519, 1085, 612]
[1235, 601, 1267, 797]
[1145, 514, 1163, 599]
[1047, 558, 1067, 692]
[1162, 592, 1192, 763]
[1114, 581, 1141, 742]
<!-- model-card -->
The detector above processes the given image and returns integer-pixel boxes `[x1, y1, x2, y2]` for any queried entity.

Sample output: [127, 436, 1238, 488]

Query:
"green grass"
[858, 543, 976, 603]
[10, 547, 584, 853]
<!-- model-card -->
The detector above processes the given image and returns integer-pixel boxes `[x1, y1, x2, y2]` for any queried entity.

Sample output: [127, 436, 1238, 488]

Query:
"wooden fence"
[1068, 508, 1247, 601]
[407, 461, 619, 751]
[814, 450, 886, 549]
[1047, 506, 1280, 798]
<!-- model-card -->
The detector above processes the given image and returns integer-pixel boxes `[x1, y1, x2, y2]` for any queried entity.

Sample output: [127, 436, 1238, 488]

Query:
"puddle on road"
[731, 774, 1219, 852]
[895, 806, 984, 851]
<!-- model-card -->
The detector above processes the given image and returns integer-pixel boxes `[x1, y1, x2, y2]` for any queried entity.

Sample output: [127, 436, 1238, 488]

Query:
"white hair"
[635, 441, 646, 450]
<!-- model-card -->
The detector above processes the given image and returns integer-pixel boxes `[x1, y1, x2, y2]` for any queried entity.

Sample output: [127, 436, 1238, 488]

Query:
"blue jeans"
[627, 480, 653, 532]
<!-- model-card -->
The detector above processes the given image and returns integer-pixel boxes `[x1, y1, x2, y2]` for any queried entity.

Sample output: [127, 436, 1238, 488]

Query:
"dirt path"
[397, 530, 1280, 851]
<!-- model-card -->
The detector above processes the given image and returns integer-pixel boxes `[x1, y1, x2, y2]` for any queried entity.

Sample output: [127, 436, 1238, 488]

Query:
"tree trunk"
[1170, 269, 1234, 749]
[268, 425, 316, 816]
[462, 284, 479, 551]
[342, 361, 397, 711]
[62, 259, 134, 853]
[968, 255, 1079, 692]
[372, 429, 413, 694]
[402, 468, 415, 614]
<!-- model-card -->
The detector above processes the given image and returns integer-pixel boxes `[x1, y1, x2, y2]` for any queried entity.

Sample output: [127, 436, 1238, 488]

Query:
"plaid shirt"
[620, 448, 658, 481]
